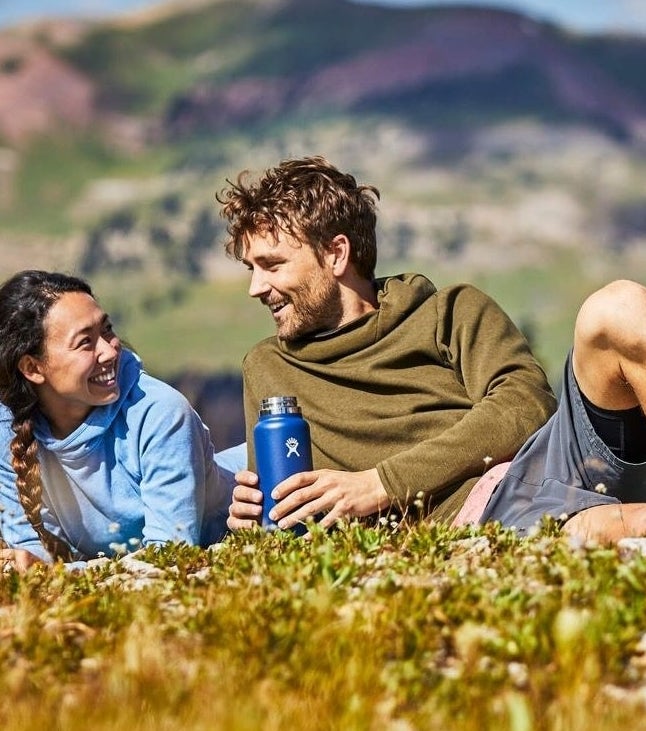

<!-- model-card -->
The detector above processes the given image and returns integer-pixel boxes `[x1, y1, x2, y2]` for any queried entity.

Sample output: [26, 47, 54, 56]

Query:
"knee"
[575, 279, 646, 349]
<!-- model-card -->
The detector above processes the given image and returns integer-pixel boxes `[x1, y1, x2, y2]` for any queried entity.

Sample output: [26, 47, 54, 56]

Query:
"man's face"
[242, 230, 343, 341]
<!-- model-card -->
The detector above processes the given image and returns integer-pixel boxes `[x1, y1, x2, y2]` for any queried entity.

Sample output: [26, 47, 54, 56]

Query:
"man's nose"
[248, 268, 270, 298]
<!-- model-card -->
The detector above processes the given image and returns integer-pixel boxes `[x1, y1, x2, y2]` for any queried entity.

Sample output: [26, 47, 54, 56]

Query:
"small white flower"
[527, 524, 540, 538]
[108, 522, 120, 534]
[128, 537, 141, 546]
[483, 455, 493, 467]
[594, 483, 608, 494]
[108, 542, 127, 556]
[507, 661, 529, 688]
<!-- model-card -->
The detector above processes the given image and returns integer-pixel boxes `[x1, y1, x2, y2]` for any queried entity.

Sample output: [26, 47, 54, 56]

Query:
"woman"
[0, 270, 245, 570]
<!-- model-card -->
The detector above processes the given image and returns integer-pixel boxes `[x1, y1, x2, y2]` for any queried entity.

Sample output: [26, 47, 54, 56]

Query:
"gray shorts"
[480, 351, 646, 532]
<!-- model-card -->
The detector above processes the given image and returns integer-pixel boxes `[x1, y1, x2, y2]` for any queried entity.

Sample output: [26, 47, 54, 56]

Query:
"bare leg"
[564, 280, 646, 542]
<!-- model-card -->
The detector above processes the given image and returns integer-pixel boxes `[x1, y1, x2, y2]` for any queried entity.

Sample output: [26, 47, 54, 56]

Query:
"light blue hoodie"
[0, 349, 246, 563]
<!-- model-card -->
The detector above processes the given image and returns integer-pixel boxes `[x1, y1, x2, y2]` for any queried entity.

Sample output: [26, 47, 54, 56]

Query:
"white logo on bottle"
[285, 437, 300, 458]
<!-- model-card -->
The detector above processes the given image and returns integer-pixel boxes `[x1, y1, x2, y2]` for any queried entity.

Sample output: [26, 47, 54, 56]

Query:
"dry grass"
[2, 520, 646, 730]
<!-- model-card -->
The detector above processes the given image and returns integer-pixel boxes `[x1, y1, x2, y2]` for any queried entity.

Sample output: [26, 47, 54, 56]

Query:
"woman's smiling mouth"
[89, 366, 117, 386]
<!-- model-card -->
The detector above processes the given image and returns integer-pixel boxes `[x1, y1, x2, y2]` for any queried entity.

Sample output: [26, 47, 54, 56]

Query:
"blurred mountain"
[2, 0, 646, 249]
[3, 0, 646, 443]
[3, 1, 646, 147]
[1, 0, 646, 377]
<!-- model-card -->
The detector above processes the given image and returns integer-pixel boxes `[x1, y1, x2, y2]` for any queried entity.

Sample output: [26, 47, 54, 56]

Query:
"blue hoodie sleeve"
[135, 381, 215, 547]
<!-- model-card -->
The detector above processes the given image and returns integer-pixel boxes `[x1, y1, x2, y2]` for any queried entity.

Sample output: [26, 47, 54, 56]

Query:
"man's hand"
[226, 467, 393, 533]
[227, 470, 264, 530]
[268, 467, 391, 531]
[0, 548, 42, 574]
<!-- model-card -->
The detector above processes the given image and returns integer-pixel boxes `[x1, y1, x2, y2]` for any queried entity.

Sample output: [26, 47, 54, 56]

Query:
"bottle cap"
[259, 395, 302, 416]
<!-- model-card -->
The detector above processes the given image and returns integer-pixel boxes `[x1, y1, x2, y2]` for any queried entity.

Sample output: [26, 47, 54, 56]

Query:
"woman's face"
[22, 291, 122, 438]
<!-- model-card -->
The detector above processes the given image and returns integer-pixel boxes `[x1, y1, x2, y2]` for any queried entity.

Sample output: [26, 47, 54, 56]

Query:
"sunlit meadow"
[2, 520, 646, 730]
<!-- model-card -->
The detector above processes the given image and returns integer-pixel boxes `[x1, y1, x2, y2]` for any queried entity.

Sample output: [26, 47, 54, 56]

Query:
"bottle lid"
[259, 395, 301, 415]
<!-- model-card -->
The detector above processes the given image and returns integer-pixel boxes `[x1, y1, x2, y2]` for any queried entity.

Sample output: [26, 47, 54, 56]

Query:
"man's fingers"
[228, 484, 263, 533]
[271, 470, 320, 500]
[235, 470, 259, 487]
[227, 516, 262, 531]
[233, 485, 263, 504]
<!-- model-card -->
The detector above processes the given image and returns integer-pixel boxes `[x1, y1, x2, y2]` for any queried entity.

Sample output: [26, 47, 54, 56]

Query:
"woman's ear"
[329, 234, 351, 276]
[18, 355, 45, 385]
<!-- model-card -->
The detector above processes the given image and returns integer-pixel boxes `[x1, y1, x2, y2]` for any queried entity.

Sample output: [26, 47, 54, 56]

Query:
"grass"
[2, 520, 646, 730]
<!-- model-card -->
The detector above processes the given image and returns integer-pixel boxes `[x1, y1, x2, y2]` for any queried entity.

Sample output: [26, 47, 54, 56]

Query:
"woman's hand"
[0, 548, 42, 574]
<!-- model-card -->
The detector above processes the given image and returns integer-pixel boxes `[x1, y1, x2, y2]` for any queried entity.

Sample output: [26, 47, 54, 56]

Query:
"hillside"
[1, 0, 646, 396]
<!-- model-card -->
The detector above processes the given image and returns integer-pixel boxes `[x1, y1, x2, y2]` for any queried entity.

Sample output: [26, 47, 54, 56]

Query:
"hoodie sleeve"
[135, 383, 214, 547]
[377, 284, 557, 508]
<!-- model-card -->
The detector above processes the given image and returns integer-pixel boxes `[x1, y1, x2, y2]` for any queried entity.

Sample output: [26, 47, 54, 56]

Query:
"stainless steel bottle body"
[253, 396, 313, 530]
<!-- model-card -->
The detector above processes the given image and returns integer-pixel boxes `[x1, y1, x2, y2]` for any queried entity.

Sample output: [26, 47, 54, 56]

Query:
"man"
[218, 156, 646, 543]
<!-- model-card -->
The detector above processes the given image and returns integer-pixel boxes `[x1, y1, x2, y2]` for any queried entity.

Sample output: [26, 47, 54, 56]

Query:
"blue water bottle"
[254, 395, 313, 532]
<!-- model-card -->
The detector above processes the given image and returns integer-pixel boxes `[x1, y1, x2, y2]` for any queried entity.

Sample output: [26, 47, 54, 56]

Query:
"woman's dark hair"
[217, 156, 380, 279]
[0, 270, 94, 561]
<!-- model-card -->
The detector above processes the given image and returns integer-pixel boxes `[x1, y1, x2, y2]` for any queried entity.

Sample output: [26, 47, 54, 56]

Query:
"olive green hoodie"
[243, 274, 556, 522]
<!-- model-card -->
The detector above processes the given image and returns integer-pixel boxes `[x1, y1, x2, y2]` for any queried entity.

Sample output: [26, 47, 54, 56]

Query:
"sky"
[0, 0, 644, 35]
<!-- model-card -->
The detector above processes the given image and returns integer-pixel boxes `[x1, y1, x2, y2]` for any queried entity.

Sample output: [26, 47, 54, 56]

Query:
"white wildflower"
[108, 541, 128, 556]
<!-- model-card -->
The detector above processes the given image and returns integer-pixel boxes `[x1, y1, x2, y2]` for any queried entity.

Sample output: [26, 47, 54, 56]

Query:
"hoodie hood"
[277, 273, 437, 363]
[33, 349, 142, 458]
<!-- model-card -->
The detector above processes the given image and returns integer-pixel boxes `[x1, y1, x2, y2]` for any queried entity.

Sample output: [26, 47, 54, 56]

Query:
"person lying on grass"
[219, 155, 646, 545]
[0, 270, 244, 572]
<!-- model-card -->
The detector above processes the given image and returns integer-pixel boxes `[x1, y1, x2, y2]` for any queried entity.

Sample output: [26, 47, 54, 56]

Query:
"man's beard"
[278, 271, 343, 342]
